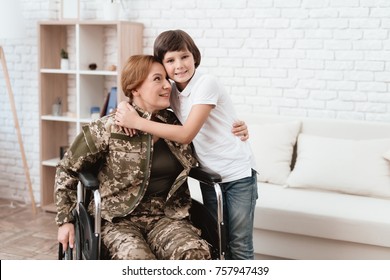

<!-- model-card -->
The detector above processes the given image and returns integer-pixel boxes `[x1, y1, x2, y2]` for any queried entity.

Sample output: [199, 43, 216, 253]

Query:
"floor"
[0, 197, 282, 261]
[0, 198, 58, 260]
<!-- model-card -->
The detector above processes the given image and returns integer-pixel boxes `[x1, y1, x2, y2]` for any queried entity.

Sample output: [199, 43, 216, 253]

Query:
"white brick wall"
[0, 0, 390, 204]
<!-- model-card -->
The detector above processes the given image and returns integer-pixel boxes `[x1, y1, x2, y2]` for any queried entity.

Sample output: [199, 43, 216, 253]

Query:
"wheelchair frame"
[189, 166, 226, 259]
[58, 166, 226, 260]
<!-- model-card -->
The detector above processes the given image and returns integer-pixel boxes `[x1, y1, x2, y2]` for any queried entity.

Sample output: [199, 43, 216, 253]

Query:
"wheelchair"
[58, 166, 226, 260]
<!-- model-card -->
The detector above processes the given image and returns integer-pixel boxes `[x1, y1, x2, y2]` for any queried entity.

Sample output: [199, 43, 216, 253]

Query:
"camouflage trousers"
[101, 196, 211, 260]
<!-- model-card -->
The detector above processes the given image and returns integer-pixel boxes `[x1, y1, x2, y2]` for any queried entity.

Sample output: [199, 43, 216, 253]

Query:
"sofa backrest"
[301, 118, 390, 140]
[239, 113, 390, 200]
[239, 113, 390, 140]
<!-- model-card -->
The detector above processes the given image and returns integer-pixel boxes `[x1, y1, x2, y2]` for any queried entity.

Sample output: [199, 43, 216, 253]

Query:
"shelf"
[41, 68, 117, 76]
[40, 68, 77, 74]
[79, 70, 117, 76]
[80, 117, 93, 123]
[42, 158, 60, 167]
[42, 203, 56, 213]
[41, 115, 78, 122]
[39, 20, 143, 211]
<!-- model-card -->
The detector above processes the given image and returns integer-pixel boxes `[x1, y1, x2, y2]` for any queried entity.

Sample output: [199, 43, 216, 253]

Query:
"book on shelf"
[100, 92, 109, 117]
[101, 86, 117, 117]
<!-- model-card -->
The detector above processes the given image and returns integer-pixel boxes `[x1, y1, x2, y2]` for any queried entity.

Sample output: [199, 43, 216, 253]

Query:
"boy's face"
[162, 49, 195, 91]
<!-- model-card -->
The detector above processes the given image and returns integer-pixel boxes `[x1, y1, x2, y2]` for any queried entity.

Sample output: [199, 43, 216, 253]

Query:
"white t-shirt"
[170, 71, 256, 183]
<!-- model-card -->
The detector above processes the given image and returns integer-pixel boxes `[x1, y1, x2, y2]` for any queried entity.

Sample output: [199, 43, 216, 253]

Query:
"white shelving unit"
[38, 20, 143, 211]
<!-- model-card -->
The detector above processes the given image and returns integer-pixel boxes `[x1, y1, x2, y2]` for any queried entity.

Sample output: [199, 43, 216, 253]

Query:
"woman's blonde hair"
[121, 55, 160, 101]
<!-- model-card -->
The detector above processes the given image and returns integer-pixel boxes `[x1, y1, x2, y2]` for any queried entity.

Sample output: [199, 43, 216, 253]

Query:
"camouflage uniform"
[55, 105, 211, 260]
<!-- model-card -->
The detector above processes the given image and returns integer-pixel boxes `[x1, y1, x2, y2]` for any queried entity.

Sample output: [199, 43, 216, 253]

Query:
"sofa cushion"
[248, 121, 301, 185]
[384, 149, 390, 161]
[255, 182, 390, 247]
[286, 134, 390, 199]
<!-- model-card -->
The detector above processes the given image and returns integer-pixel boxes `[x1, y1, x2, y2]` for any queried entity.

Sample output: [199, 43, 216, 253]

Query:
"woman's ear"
[132, 89, 140, 97]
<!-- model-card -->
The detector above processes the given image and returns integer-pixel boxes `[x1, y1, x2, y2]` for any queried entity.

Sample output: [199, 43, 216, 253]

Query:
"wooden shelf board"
[41, 115, 78, 122]
[79, 70, 117, 76]
[42, 158, 60, 167]
[41, 68, 77, 74]
[41, 68, 117, 76]
[42, 203, 57, 213]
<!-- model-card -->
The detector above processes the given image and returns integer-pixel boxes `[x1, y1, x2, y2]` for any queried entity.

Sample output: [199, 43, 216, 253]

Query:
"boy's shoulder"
[194, 71, 220, 90]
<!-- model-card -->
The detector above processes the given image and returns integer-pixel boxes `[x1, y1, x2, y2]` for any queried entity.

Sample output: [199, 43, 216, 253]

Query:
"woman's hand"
[58, 222, 75, 252]
[115, 102, 139, 136]
[232, 120, 249, 141]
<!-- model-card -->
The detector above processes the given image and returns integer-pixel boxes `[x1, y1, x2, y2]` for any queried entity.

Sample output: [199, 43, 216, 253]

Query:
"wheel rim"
[74, 218, 82, 259]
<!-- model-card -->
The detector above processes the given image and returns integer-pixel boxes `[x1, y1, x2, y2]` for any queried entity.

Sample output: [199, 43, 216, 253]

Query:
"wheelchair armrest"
[78, 172, 99, 191]
[78, 166, 222, 188]
[189, 166, 222, 185]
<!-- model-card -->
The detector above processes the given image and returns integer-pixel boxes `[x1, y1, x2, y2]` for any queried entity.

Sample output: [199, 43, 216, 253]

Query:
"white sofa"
[189, 114, 390, 260]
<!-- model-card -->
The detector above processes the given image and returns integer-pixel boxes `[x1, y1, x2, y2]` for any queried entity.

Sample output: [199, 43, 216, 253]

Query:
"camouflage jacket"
[55, 106, 197, 226]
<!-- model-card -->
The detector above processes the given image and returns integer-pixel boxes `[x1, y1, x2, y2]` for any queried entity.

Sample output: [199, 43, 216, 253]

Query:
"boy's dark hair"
[153, 30, 201, 68]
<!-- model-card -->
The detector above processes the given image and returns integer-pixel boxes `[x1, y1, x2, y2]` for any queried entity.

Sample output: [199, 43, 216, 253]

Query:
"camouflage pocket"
[108, 135, 143, 179]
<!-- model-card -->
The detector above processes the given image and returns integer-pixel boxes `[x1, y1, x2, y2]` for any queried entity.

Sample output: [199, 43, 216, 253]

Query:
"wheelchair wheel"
[73, 211, 83, 259]
[77, 202, 100, 259]
[58, 212, 82, 260]
[189, 199, 221, 259]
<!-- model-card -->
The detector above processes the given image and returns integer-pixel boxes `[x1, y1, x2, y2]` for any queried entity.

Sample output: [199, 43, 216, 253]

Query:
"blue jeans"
[200, 169, 258, 260]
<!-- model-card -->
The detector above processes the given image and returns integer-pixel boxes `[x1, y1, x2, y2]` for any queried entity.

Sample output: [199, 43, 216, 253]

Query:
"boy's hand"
[117, 101, 128, 111]
[232, 120, 249, 141]
[115, 102, 139, 136]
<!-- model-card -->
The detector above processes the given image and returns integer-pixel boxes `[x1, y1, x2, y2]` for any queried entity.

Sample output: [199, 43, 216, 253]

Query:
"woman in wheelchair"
[55, 55, 211, 260]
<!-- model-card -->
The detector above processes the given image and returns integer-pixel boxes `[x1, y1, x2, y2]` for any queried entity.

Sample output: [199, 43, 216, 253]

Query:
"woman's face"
[133, 62, 172, 113]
